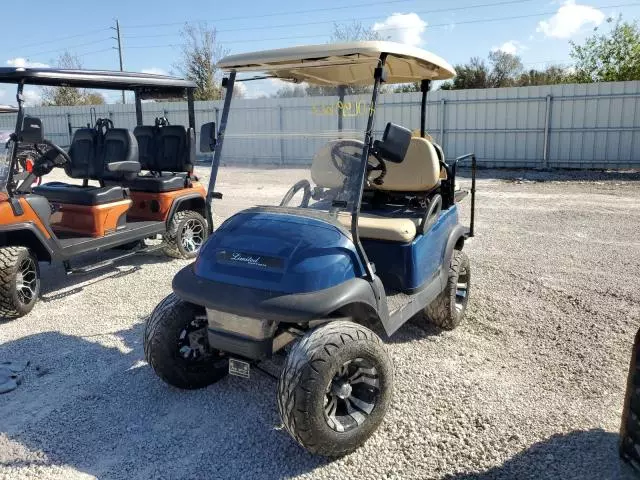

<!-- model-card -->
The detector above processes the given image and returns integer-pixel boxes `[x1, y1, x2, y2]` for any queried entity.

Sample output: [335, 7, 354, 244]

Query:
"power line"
[123, 0, 538, 39]
[21, 38, 112, 59]
[123, 0, 420, 28]
[76, 47, 116, 58]
[124, 2, 640, 50]
[13, 28, 111, 50]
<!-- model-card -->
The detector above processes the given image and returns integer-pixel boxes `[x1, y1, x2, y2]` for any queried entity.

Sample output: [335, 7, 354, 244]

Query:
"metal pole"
[206, 72, 235, 228]
[134, 91, 143, 126]
[542, 94, 552, 169]
[337, 85, 345, 132]
[351, 53, 387, 281]
[112, 19, 125, 104]
[439, 98, 446, 145]
[187, 89, 196, 130]
[420, 80, 430, 137]
[279, 106, 285, 165]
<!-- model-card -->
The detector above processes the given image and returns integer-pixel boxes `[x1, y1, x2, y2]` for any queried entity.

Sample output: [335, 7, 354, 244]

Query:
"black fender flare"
[443, 224, 469, 266]
[166, 193, 207, 227]
[0, 222, 57, 262]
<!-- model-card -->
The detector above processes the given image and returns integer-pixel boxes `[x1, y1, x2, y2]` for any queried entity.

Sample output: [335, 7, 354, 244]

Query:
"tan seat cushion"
[337, 212, 419, 243]
[373, 137, 440, 192]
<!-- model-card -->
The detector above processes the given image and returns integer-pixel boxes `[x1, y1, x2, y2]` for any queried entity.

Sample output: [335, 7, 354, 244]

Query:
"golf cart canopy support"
[217, 41, 456, 86]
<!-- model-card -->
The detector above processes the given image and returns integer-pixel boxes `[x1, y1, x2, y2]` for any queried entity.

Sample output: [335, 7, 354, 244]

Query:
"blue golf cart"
[144, 41, 477, 456]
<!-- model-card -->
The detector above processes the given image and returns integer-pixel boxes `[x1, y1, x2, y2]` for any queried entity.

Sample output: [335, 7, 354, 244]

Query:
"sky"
[1, 0, 639, 103]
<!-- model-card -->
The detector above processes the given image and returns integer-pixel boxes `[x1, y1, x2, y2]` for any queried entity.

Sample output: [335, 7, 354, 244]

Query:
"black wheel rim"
[180, 219, 205, 253]
[177, 316, 212, 363]
[455, 267, 470, 314]
[16, 257, 37, 305]
[324, 357, 380, 433]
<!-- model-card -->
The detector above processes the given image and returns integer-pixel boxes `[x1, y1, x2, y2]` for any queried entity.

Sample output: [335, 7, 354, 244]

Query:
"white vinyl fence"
[0, 80, 638, 169]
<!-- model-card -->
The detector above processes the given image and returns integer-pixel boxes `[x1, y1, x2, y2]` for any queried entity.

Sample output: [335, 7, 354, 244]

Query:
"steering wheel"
[280, 179, 312, 207]
[31, 140, 71, 177]
[330, 140, 387, 185]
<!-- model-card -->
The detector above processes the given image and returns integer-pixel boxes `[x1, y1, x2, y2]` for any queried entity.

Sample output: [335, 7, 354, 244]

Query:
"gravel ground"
[0, 166, 639, 480]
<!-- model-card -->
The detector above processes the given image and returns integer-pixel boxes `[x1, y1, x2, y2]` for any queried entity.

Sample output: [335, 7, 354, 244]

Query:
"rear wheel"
[144, 293, 228, 389]
[277, 321, 393, 456]
[0, 247, 40, 319]
[163, 210, 208, 259]
[424, 250, 470, 330]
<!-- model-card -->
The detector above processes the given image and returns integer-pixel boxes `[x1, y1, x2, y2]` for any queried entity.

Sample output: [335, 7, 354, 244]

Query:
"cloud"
[372, 13, 427, 46]
[233, 82, 247, 98]
[537, 0, 605, 39]
[491, 40, 526, 55]
[141, 67, 168, 76]
[6, 58, 49, 68]
[23, 89, 42, 106]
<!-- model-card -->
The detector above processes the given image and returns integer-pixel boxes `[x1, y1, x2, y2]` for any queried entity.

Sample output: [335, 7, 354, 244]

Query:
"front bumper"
[172, 264, 377, 323]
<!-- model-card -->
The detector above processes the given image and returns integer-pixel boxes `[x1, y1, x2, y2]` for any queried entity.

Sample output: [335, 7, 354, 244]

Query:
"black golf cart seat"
[34, 128, 140, 205]
[125, 125, 196, 192]
[311, 136, 441, 243]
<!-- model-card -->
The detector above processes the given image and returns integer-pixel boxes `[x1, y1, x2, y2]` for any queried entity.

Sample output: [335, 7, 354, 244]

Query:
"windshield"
[0, 131, 13, 193]
[218, 93, 377, 221]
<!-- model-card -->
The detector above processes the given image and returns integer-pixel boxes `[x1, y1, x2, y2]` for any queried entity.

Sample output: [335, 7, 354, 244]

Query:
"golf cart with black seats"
[0, 68, 213, 318]
[144, 41, 477, 456]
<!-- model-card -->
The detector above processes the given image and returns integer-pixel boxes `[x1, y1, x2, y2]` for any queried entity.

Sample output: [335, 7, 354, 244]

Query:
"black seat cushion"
[65, 129, 98, 179]
[133, 126, 156, 171]
[34, 182, 127, 206]
[100, 129, 140, 181]
[126, 173, 188, 193]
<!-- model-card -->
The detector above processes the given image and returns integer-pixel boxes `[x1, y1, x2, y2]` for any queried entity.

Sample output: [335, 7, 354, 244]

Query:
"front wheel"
[163, 210, 208, 259]
[277, 321, 393, 457]
[144, 293, 228, 389]
[0, 246, 40, 319]
[424, 250, 471, 330]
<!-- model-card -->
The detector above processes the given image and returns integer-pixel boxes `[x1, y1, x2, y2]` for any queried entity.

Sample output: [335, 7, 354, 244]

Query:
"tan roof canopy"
[0, 105, 18, 114]
[218, 41, 456, 85]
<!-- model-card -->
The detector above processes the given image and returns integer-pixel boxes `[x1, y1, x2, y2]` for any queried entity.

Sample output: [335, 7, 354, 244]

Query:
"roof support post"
[134, 91, 143, 126]
[187, 89, 196, 130]
[7, 82, 25, 194]
[205, 72, 236, 231]
[337, 85, 346, 132]
[420, 80, 430, 138]
[351, 53, 388, 281]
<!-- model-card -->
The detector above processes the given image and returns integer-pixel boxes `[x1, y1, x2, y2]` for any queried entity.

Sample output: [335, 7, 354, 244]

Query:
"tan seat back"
[373, 137, 440, 192]
[310, 139, 364, 188]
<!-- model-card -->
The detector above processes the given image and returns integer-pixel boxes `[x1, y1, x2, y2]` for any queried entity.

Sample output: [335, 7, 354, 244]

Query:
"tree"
[517, 65, 573, 86]
[273, 84, 307, 98]
[570, 17, 640, 82]
[41, 52, 106, 106]
[330, 21, 382, 43]
[174, 22, 228, 100]
[441, 57, 490, 90]
[440, 52, 575, 90]
[393, 82, 421, 93]
[488, 51, 523, 87]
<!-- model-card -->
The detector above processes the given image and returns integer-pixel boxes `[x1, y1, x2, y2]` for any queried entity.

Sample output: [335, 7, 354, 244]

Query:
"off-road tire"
[162, 210, 208, 259]
[0, 247, 40, 319]
[424, 250, 470, 330]
[277, 320, 393, 457]
[144, 293, 228, 389]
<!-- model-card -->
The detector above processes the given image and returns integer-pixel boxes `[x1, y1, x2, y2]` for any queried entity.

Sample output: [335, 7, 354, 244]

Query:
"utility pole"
[111, 19, 125, 104]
